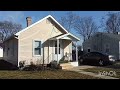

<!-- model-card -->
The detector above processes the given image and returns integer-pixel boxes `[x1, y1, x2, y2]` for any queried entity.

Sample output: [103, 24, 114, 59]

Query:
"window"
[88, 49, 90, 52]
[104, 43, 110, 53]
[55, 41, 60, 54]
[34, 41, 41, 55]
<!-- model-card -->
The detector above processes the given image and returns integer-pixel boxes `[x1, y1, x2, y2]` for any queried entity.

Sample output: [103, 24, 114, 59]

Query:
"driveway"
[70, 65, 97, 70]
[63, 65, 118, 79]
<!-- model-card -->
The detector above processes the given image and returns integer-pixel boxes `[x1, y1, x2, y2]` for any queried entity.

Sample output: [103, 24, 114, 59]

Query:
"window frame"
[33, 40, 42, 56]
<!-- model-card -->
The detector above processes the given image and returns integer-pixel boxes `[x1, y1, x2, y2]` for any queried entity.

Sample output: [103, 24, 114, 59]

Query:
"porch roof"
[49, 33, 80, 41]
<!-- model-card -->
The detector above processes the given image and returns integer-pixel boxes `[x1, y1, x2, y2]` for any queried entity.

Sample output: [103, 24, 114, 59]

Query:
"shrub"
[19, 61, 25, 68]
[22, 64, 38, 71]
[50, 61, 62, 69]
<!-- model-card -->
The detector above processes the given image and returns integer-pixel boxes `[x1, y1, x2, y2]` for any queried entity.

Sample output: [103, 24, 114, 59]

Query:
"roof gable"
[49, 33, 80, 41]
[15, 15, 68, 36]
[15, 15, 80, 41]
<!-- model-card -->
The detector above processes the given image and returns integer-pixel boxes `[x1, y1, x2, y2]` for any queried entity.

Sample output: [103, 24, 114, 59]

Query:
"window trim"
[33, 40, 42, 57]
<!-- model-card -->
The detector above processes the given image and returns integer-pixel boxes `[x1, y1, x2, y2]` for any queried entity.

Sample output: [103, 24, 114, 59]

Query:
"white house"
[3, 15, 80, 66]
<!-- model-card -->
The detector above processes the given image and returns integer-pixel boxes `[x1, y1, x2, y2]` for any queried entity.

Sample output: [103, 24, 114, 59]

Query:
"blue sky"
[0, 11, 120, 45]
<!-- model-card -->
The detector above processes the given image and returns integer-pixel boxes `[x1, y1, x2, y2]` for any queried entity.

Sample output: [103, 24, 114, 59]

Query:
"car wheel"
[99, 60, 104, 66]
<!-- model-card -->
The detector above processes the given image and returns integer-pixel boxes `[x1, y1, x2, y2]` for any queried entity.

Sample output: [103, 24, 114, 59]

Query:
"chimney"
[26, 17, 32, 27]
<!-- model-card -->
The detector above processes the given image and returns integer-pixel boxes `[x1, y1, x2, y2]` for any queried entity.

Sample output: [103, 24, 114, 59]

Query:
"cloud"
[0, 11, 25, 25]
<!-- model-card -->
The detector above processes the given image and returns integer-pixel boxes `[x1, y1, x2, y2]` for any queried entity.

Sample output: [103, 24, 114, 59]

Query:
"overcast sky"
[0, 11, 120, 45]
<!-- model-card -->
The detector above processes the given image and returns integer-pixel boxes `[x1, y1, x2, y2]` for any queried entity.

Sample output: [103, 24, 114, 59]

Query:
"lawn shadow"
[105, 61, 120, 69]
[0, 59, 18, 70]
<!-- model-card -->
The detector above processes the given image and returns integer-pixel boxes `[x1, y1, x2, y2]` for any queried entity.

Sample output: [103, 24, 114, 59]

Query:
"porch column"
[76, 41, 78, 62]
[57, 39, 59, 64]
[48, 40, 50, 63]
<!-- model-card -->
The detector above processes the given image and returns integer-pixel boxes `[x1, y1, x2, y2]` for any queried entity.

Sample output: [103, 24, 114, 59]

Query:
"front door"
[54, 40, 63, 61]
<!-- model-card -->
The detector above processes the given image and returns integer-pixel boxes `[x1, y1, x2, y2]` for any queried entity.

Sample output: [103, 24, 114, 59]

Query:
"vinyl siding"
[18, 18, 66, 65]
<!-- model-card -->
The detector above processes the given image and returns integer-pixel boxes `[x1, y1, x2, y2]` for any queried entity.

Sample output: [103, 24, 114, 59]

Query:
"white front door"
[54, 40, 63, 61]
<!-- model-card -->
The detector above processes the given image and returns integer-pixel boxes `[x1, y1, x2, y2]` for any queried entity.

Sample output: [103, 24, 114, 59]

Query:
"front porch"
[43, 33, 80, 66]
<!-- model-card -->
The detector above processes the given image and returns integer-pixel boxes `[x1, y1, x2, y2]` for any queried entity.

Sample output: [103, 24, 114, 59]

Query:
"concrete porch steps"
[60, 63, 75, 69]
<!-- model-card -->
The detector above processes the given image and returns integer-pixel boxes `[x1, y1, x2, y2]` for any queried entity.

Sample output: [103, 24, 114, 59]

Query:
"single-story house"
[3, 15, 80, 67]
[83, 32, 120, 60]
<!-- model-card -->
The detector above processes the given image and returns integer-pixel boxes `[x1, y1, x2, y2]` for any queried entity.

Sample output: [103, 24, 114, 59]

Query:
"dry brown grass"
[0, 70, 99, 79]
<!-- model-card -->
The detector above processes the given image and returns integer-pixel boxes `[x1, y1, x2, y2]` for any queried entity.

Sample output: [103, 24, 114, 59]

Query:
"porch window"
[55, 41, 60, 54]
[34, 41, 41, 55]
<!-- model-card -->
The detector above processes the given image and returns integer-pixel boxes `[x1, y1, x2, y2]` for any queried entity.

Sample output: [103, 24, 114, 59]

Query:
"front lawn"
[0, 70, 100, 79]
[83, 62, 120, 78]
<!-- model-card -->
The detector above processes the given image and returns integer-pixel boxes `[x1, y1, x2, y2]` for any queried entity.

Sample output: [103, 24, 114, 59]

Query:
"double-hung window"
[34, 40, 41, 56]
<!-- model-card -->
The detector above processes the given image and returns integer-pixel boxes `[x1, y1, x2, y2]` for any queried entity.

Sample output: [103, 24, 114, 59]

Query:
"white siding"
[0, 48, 3, 58]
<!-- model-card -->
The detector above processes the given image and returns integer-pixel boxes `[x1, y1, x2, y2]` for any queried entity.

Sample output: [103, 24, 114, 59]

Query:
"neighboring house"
[83, 32, 120, 60]
[3, 15, 80, 66]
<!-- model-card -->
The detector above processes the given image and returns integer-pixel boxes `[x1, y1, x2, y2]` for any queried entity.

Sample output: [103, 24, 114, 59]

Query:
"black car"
[78, 52, 112, 66]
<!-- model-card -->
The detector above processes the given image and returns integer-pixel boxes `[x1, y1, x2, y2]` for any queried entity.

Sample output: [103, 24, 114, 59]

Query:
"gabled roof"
[15, 15, 80, 41]
[15, 15, 68, 36]
[57, 33, 80, 41]
[49, 33, 80, 41]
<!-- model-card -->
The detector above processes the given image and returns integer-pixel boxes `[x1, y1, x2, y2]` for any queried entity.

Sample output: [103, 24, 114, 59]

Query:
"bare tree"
[74, 16, 98, 41]
[102, 12, 120, 34]
[0, 21, 22, 42]
[59, 11, 79, 32]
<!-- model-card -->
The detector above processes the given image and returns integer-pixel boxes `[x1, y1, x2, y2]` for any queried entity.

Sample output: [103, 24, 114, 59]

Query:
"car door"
[83, 53, 92, 64]
[90, 53, 97, 64]
[90, 52, 101, 64]
[93, 53, 101, 62]
[87, 53, 95, 64]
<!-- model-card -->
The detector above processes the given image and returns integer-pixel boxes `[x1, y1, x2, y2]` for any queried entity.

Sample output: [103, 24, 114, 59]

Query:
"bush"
[19, 61, 25, 68]
[50, 61, 62, 69]
[20, 60, 62, 71]
[21, 64, 37, 71]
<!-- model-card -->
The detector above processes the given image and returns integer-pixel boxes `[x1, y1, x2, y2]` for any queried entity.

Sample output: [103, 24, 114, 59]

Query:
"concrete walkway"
[63, 65, 119, 79]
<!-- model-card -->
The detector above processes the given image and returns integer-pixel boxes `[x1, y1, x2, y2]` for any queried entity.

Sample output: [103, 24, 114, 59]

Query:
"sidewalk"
[64, 66, 119, 79]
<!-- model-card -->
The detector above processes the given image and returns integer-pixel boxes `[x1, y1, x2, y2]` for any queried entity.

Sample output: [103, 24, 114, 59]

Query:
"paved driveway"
[65, 65, 118, 79]
[71, 65, 97, 70]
